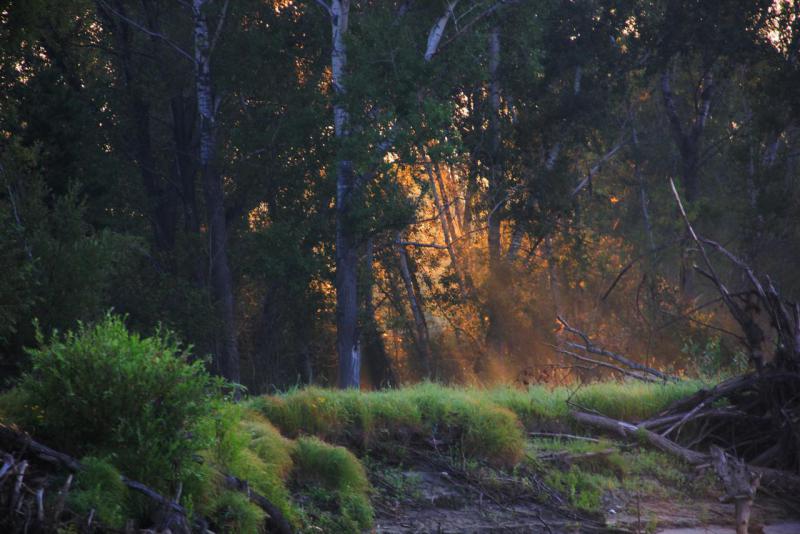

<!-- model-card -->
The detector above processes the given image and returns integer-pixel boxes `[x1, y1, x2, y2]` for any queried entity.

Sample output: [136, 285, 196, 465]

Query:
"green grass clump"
[569, 380, 706, 421]
[489, 380, 706, 426]
[197, 404, 298, 528]
[252, 387, 373, 443]
[70, 457, 130, 529]
[293, 437, 373, 532]
[252, 383, 526, 466]
[488, 385, 570, 425]
[546, 465, 618, 512]
[209, 491, 266, 534]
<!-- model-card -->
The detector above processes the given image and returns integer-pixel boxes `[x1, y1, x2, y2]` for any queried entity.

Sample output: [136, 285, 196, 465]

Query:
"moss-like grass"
[250, 380, 705, 470]
[250, 383, 526, 467]
[488, 379, 707, 426]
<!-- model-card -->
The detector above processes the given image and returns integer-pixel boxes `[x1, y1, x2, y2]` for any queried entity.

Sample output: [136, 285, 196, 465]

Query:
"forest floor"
[367, 439, 799, 533]
[252, 381, 800, 533]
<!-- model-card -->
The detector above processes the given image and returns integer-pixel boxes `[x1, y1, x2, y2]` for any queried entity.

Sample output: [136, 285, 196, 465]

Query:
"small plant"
[682, 334, 748, 378]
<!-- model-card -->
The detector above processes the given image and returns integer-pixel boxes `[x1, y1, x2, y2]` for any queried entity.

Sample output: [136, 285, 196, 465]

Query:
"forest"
[0, 0, 799, 533]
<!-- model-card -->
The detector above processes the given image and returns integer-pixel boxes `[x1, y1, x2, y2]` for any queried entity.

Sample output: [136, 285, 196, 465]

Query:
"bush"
[16, 314, 225, 494]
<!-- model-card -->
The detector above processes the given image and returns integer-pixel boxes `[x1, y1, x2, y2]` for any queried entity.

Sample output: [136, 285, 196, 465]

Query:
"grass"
[488, 379, 707, 426]
[250, 383, 527, 467]
[1, 378, 709, 531]
[249, 380, 705, 464]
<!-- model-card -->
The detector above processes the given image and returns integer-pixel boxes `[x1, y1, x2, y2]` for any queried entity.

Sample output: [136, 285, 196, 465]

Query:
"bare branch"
[209, 0, 231, 54]
[396, 240, 448, 250]
[557, 316, 677, 381]
[96, 0, 194, 63]
[314, 0, 332, 17]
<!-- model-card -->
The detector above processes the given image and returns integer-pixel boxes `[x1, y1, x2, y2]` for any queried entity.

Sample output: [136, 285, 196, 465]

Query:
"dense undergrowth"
[0, 315, 709, 532]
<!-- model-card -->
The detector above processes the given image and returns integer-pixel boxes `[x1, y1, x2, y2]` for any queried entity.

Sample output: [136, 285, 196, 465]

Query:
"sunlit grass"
[488, 379, 707, 425]
[249, 383, 526, 467]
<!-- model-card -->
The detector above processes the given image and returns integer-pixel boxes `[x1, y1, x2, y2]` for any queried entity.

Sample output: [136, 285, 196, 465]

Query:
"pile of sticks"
[562, 180, 800, 533]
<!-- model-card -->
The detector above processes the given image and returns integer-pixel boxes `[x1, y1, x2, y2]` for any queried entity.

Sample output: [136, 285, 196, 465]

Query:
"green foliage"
[0, 150, 135, 367]
[209, 491, 266, 534]
[545, 465, 617, 512]
[292, 437, 373, 533]
[69, 457, 130, 529]
[682, 335, 749, 378]
[15, 314, 225, 494]
[252, 383, 526, 466]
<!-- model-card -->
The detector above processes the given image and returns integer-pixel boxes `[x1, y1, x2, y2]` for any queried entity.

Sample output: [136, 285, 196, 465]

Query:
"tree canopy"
[1, 0, 798, 391]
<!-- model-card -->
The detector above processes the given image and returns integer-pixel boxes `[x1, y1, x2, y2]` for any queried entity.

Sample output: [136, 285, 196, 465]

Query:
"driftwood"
[0, 423, 293, 533]
[710, 445, 760, 534]
[571, 411, 708, 464]
[572, 410, 800, 495]
[538, 447, 617, 466]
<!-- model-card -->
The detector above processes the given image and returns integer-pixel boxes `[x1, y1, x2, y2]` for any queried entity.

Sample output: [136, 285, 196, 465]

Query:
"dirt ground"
[371, 465, 800, 533]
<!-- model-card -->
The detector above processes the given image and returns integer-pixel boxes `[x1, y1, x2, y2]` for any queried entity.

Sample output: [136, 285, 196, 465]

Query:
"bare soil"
[371, 463, 800, 533]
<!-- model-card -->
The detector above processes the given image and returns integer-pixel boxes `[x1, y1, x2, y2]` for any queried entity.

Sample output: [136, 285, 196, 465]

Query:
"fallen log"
[571, 411, 800, 494]
[571, 411, 707, 464]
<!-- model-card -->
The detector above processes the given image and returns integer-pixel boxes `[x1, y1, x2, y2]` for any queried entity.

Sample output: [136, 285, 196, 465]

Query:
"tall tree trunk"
[97, 1, 178, 253]
[486, 25, 505, 349]
[328, 0, 360, 389]
[632, 123, 655, 253]
[426, 159, 467, 298]
[435, 164, 460, 250]
[396, 234, 432, 377]
[193, 0, 240, 384]
[363, 239, 397, 388]
[660, 67, 713, 204]
[171, 93, 200, 235]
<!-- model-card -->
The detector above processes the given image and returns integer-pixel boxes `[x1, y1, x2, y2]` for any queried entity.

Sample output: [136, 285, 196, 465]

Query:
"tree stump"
[710, 445, 761, 534]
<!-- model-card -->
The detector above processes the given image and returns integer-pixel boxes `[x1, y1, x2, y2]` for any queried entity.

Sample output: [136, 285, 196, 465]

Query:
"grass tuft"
[251, 383, 526, 466]
[292, 437, 373, 532]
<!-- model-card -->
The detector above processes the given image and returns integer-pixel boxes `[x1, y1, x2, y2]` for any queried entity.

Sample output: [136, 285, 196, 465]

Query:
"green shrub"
[16, 314, 225, 495]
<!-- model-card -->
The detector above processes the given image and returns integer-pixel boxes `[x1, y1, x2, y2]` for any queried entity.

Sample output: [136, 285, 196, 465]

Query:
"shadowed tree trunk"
[486, 24, 506, 350]
[363, 239, 397, 388]
[96, 1, 179, 254]
[396, 234, 432, 376]
[193, 0, 240, 384]
[660, 66, 714, 204]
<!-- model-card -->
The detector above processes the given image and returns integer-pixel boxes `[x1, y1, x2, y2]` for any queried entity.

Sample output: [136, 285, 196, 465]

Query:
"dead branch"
[572, 410, 800, 495]
[556, 316, 677, 382]
[669, 178, 767, 370]
[551, 345, 659, 383]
